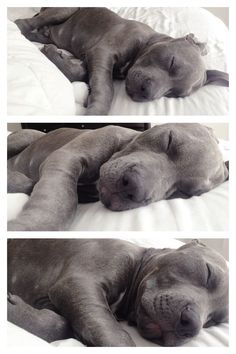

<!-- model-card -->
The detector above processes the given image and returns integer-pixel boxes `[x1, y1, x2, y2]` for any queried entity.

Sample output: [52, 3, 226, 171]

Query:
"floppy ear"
[204, 126, 219, 143]
[224, 161, 229, 180]
[185, 33, 208, 55]
[205, 70, 229, 87]
[225, 160, 229, 172]
[178, 240, 206, 251]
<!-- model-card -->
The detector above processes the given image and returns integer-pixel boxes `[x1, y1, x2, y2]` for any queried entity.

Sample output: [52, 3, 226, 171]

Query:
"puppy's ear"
[205, 70, 229, 87]
[185, 33, 208, 55]
[225, 160, 229, 172]
[178, 240, 206, 251]
[192, 239, 206, 247]
[224, 161, 229, 181]
[204, 125, 219, 143]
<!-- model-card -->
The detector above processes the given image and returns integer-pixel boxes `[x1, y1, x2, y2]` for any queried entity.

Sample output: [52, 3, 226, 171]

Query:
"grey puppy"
[7, 124, 228, 231]
[15, 8, 229, 115]
[8, 239, 229, 346]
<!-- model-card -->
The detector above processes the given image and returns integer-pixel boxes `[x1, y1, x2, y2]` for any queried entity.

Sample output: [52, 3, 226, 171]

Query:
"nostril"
[180, 316, 191, 326]
[180, 307, 193, 327]
[140, 83, 151, 99]
[141, 85, 146, 92]
[122, 176, 129, 186]
[127, 193, 133, 201]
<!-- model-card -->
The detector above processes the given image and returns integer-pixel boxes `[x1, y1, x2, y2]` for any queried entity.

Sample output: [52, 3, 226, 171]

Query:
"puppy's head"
[125, 34, 228, 102]
[98, 123, 228, 211]
[130, 241, 228, 346]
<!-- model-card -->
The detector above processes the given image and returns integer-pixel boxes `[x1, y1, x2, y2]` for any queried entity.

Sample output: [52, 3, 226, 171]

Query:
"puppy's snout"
[126, 72, 154, 101]
[176, 307, 201, 337]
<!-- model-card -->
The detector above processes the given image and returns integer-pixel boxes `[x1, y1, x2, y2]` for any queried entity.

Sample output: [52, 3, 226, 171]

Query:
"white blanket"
[7, 7, 228, 115]
[7, 140, 229, 232]
[7, 239, 229, 347]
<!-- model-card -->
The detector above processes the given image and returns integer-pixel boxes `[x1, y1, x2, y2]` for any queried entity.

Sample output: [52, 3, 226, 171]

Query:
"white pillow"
[7, 20, 76, 115]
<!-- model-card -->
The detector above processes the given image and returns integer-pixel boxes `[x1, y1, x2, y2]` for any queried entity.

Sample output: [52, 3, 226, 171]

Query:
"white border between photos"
[0, 0, 235, 353]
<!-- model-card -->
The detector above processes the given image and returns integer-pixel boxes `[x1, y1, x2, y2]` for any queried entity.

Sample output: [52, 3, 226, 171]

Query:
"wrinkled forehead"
[177, 242, 228, 271]
[143, 40, 206, 86]
[149, 38, 203, 63]
[136, 123, 214, 145]
[109, 124, 219, 165]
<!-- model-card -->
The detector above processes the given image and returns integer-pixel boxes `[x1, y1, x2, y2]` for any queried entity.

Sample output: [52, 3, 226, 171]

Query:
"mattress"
[7, 238, 229, 347]
[7, 139, 229, 232]
[7, 7, 229, 115]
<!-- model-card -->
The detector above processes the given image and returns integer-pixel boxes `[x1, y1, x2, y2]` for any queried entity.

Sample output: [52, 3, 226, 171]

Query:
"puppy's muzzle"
[126, 71, 154, 101]
[99, 169, 146, 210]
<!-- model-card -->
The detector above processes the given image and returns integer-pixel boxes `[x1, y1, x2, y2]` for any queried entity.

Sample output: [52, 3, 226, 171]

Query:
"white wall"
[204, 7, 229, 27]
[203, 123, 228, 140]
[7, 123, 21, 132]
[177, 238, 229, 260]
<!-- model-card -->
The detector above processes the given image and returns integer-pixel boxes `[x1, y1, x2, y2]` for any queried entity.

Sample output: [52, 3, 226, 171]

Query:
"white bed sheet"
[7, 7, 228, 115]
[7, 140, 229, 232]
[7, 239, 229, 347]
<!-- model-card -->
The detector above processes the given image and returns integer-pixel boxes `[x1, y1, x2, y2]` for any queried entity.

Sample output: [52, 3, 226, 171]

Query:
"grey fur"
[7, 124, 228, 231]
[15, 8, 229, 115]
[8, 239, 229, 346]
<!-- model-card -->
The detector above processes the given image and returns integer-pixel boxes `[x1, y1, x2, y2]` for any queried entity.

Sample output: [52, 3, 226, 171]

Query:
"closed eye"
[165, 89, 180, 98]
[167, 131, 173, 151]
[203, 318, 216, 328]
[206, 263, 211, 286]
[169, 56, 175, 71]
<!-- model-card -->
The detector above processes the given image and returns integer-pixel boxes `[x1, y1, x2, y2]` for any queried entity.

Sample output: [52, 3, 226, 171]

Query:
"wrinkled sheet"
[7, 239, 229, 347]
[7, 7, 228, 115]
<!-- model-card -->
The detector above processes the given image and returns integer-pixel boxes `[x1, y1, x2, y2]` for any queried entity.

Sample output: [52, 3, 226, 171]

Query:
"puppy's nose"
[120, 171, 143, 202]
[176, 307, 201, 337]
[139, 79, 152, 99]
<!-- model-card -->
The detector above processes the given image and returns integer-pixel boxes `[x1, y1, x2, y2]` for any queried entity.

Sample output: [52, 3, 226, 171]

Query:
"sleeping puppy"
[7, 124, 229, 231]
[8, 239, 229, 346]
[15, 7, 229, 115]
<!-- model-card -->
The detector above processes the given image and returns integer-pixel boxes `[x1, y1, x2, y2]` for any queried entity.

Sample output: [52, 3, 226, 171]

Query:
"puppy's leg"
[7, 128, 122, 231]
[86, 51, 114, 115]
[21, 30, 53, 44]
[8, 169, 34, 194]
[49, 277, 136, 346]
[8, 129, 45, 159]
[8, 293, 72, 342]
[15, 7, 78, 35]
[41, 44, 87, 82]
[7, 148, 81, 231]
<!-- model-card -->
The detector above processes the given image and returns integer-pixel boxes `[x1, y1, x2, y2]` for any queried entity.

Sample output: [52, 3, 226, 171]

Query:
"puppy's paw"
[15, 19, 32, 35]
[8, 293, 25, 306]
[41, 44, 59, 57]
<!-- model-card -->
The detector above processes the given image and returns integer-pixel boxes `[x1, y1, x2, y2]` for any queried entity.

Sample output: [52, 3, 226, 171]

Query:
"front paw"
[8, 293, 25, 306]
[41, 44, 59, 57]
[15, 19, 32, 35]
[7, 293, 29, 324]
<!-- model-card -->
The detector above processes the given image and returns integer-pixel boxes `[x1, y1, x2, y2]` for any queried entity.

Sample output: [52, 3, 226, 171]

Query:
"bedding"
[7, 139, 229, 232]
[7, 7, 228, 115]
[7, 239, 229, 347]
